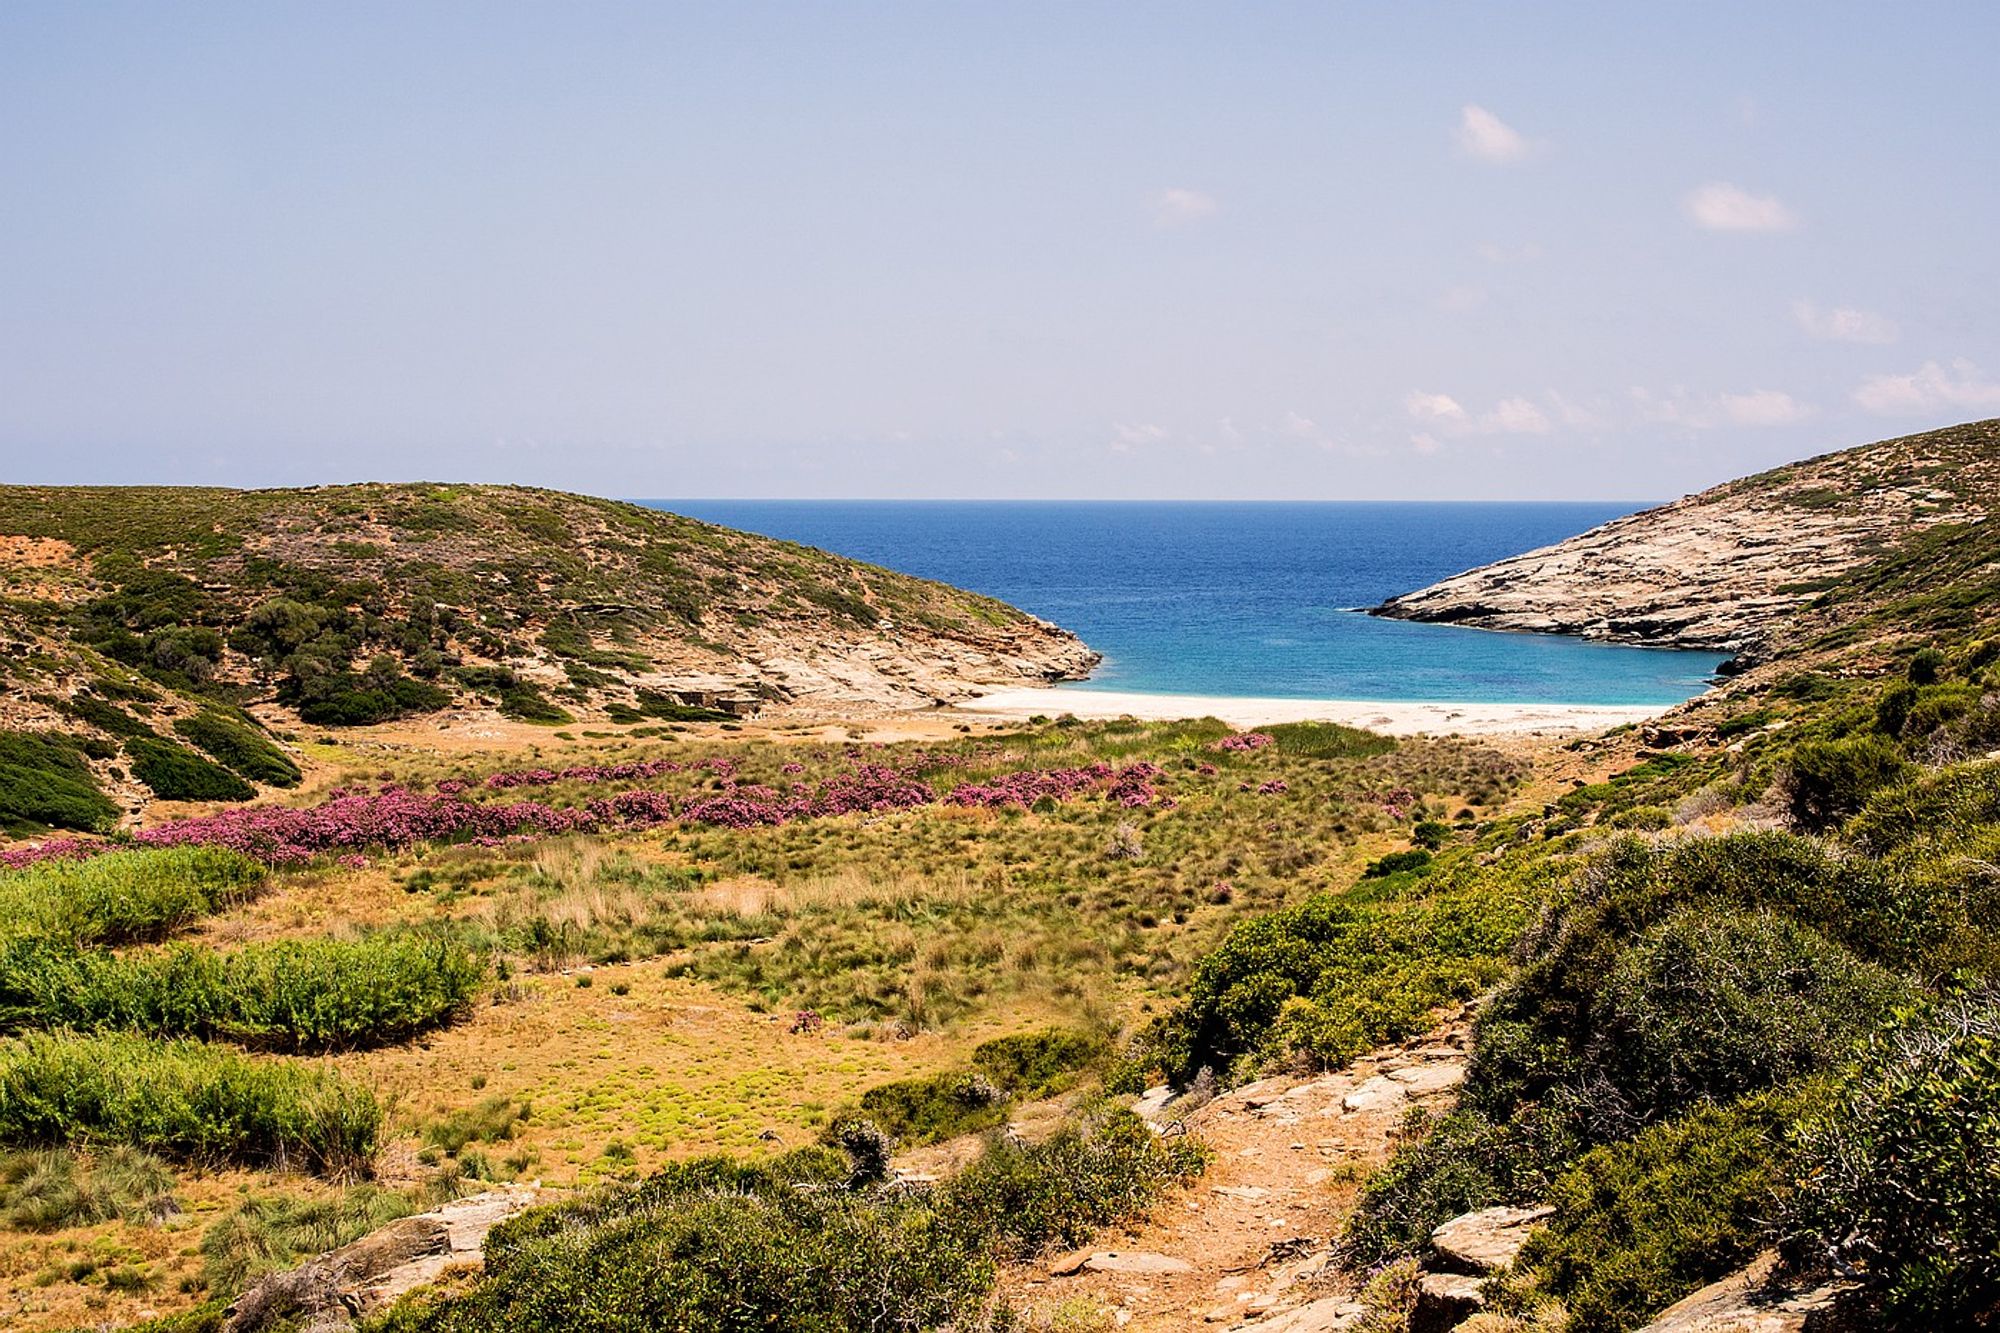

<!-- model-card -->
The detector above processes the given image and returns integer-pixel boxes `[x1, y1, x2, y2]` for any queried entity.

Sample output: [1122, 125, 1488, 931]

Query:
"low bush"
[294, 673, 452, 727]
[970, 1027, 1111, 1098]
[368, 1111, 1198, 1333]
[0, 847, 263, 947]
[851, 1071, 1008, 1146]
[424, 1095, 531, 1156]
[1781, 735, 1905, 832]
[1586, 908, 1908, 1125]
[174, 711, 302, 788]
[1344, 1104, 1583, 1266]
[1785, 993, 2000, 1325]
[1150, 875, 1525, 1083]
[0, 932, 486, 1050]
[1517, 1088, 1819, 1333]
[0, 1031, 381, 1174]
[454, 667, 572, 724]
[0, 1144, 179, 1231]
[125, 735, 257, 802]
[0, 729, 118, 834]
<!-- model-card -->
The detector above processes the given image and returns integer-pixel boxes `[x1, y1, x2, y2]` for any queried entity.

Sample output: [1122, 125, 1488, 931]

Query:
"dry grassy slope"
[1373, 419, 2000, 654]
[0, 482, 1097, 724]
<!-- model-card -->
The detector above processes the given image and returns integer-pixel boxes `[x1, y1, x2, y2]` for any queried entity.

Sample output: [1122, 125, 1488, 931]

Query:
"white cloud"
[1410, 432, 1443, 457]
[1720, 389, 1813, 426]
[1109, 421, 1167, 453]
[1683, 182, 1798, 233]
[1279, 411, 1319, 439]
[1481, 397, 1551, 434]
[1406, 391, 1552, 437]
[1148, 187, 1217, 226]
[1454, 105, 1534, 164]
[1794, 301, 1899, 345]
[1405, 391, 1467, 424]
[1853, 359, 2000, 415]
[1632, 385, 1812, 429]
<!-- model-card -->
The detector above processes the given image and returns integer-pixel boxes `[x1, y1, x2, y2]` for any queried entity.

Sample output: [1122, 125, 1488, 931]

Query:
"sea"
[641, 501, 1721, 707]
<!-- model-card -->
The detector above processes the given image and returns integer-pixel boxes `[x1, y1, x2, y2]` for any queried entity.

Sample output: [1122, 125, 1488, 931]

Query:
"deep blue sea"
[640, 502, 1721, 707]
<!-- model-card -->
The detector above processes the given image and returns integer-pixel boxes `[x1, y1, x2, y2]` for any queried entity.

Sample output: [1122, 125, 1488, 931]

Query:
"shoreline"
[954, 686, 1676, 736]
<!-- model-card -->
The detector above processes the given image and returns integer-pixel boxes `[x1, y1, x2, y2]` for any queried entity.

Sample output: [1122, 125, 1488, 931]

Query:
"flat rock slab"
[1637, 1252, 1855, 1332]
[1429, 1204, 1553, 1275]
[1079, 1250, 1196, 1275]
[1340, 1075, 1406, 1113]
[1386, 1062, 1467, 1096]
[1236, 1295, 1372, 1331]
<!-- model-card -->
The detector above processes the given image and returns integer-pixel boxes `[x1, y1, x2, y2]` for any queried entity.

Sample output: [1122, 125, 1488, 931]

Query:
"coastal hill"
[0, 483, 1094, 826]
[1372, 419, 2000, 655]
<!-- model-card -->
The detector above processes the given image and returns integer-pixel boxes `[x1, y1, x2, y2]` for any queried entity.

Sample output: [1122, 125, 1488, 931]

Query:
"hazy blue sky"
[3, 4, 1996, 499]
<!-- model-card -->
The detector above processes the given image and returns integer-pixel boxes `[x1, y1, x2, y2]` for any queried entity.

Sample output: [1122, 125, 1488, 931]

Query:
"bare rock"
[1236, 1295, 1372, 1331]
[1429, 1204, 1553, 1275]
[1079, 1250, 1195, 1275]
[1410, 1271, 1486, 1333]
[1637, 1252, 1857, 1332]
[225, 1186, 540, 1332]
[1370, 425, 1999, 654]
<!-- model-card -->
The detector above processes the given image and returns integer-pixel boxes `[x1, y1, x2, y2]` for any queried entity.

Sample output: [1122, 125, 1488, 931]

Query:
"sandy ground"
[956, 686, 1672, 736]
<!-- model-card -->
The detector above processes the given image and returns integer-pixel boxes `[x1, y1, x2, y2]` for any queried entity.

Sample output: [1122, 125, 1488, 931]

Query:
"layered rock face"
[1372, 420, 2000, 654]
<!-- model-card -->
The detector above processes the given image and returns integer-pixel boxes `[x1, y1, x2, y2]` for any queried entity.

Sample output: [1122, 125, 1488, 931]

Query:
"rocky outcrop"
[1634, 1252, 1856, 1332]
[1372, 421, 2000, 653]
[224, 1185, 539, 1332]
[1429, 1204, 1552, 1275]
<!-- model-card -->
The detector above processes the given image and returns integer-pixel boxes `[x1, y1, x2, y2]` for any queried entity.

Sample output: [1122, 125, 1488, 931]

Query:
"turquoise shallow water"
[643, 501, 1722, 707]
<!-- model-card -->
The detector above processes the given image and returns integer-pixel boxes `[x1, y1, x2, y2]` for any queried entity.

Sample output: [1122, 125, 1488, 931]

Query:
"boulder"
[1429, 1204, 1553, 1275]
[1409, 1271, 1485, 1333]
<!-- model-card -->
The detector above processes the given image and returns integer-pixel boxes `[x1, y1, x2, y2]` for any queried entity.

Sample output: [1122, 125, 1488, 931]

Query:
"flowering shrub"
[1257, 780, 1289, 795]
[1214, 732, 1275, 752]
[1, 755, 1176, 870]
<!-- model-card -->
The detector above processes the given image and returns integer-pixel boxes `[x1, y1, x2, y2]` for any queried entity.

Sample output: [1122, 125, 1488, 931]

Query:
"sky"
[2, 3, 1997, 500]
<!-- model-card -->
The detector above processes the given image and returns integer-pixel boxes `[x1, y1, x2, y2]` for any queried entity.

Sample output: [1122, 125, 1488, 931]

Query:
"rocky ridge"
[1372, 420, 2000, 655]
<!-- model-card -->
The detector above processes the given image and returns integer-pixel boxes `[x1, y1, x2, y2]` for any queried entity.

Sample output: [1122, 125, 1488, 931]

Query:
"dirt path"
[1000, 1012, 1474, 1330]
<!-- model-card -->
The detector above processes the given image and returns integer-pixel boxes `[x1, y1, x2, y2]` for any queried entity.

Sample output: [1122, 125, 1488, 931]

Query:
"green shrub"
[454, 668, 572, 724]
[0, 847, 263, 947]
[0, 932, 486, 1050]
[295, 673, 452, 726]
[0, 1144, 178, 1231]
[1587, 908, 1909, 1124]
[1909, 646, 1946, 685]
[0, 730, 117, 834]
[1518, 1088, 1820, 1333]
[1344, 1105, 1583, 1266]
[940, 1110, 1209, 1259]
[1363, 849, 1432, 878]
[174, 711, 302, 787]
[366, 1111, 1198, 1333]
[970, 1027, 1111, 1098]
[125, 735, 257, 802]
[1151, 876, 1524, 1082]
[853, 1070, 1007, 1145]
[1785, 994, 2000, 1324]
[0, 1031, 380, 1174]
[1782, 736, 1905, 832]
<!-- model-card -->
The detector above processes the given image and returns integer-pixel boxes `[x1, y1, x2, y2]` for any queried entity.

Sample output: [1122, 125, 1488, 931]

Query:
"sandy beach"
[956, 686, 1674, 736]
